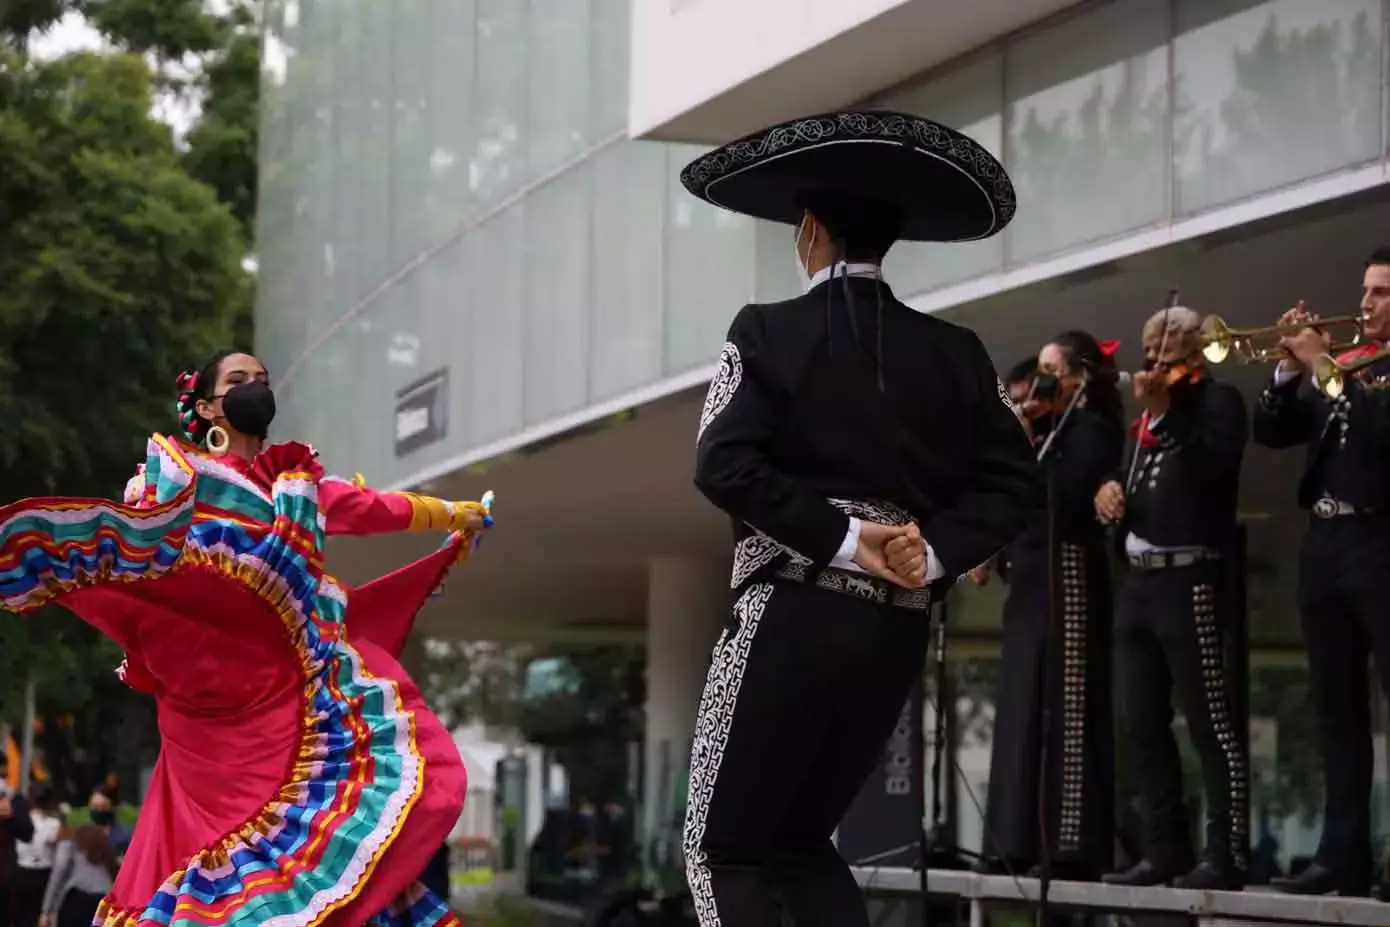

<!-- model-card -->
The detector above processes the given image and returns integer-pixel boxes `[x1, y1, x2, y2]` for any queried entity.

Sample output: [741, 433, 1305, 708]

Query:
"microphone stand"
[1033, 376, 1087, 927]
[921, 597, 974, 927]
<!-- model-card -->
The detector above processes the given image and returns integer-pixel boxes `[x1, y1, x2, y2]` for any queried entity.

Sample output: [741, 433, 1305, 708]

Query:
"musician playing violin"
[973, 332, 1124, 882]
[1254, 247, 1390, 899]
[1096, 307, 1249, 891]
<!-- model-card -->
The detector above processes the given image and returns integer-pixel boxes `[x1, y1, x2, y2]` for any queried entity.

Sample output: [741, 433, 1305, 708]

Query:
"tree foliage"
[0, 4, 263, 742]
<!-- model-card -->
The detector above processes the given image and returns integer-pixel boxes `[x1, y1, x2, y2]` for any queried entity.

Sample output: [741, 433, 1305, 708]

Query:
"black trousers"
[1115, 559, 1248, 872]
[1297, 516, 1390, 892]
[7, 866, 49, 927]
[982, 541, 1114, 873]
[682, 580, 931, 927]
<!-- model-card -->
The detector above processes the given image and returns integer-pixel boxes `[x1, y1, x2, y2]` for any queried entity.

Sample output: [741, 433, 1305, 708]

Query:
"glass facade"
[872, 0, 1388, 286]
[257, 0, 766, 485]
[258, 0, 1390, 485]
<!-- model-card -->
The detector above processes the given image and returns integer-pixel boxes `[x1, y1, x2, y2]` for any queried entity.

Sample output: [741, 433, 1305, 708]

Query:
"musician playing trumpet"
[1094, 306, 1249, 890]
[1253, 247, 1390, 899]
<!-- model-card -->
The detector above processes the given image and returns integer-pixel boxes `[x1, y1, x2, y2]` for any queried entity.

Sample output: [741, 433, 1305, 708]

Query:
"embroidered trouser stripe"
[683, 583, 774, 926]
[682, 580, 933, 927]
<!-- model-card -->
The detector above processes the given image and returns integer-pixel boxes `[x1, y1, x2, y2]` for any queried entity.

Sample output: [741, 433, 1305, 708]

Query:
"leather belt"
[773, 564, 934, 612]
[1128, 549, 1221, 571]
[1312, 497, 1362, 519]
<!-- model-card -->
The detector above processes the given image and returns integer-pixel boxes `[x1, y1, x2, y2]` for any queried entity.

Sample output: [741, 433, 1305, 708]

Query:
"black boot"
[1103, 859, 1182, 887]
[1172, 859, 1244, 891]
[1270, 863, 1367, 896]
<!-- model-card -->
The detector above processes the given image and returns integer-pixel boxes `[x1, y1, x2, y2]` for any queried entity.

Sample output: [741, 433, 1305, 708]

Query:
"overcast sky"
[30, 12, 203, 135]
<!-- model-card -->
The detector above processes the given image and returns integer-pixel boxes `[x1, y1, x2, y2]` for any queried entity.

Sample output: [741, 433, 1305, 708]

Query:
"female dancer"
[973, 331, 1124, 882]
[0, 351, 493, 927]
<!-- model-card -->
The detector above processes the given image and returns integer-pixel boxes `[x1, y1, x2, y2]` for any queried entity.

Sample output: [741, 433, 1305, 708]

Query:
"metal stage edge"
[852, 866, 1389, 926]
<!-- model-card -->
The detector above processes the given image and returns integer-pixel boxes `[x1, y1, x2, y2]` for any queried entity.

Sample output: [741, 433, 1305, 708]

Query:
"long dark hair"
[174, 350, 235, 444]
[72, 824, 118, 878]
[1050, 330, 1123, 429]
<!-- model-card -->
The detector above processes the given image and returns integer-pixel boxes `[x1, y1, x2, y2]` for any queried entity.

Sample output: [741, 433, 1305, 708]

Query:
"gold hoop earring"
[205, 425, 230, 457]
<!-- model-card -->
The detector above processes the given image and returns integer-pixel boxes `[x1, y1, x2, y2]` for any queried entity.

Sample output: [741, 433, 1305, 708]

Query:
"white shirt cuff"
[924, 544, 946, 582]
[1272, 366, 1299, 386]
[830, 517, 862, 570]
[1147, 413, 1164, 429]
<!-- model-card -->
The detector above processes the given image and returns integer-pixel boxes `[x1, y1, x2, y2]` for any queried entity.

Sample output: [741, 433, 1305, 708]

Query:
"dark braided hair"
[174, 351, 234, 444]
[1049, 330, 1124, 430]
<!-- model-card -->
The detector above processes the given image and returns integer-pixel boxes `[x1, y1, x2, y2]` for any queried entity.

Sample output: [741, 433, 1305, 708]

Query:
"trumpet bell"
[1312, 355, 1346, 399]
[1199, 315, 1233, 364]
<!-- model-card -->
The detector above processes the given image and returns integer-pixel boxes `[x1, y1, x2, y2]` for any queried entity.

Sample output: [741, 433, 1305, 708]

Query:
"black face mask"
[1031, 372, 1061, 402]
[89, 809, 115, 827]
[219, 382, 276, 440]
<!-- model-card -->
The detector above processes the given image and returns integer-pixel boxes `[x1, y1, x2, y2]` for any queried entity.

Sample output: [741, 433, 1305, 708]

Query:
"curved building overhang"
[629, 0, 1083, 144]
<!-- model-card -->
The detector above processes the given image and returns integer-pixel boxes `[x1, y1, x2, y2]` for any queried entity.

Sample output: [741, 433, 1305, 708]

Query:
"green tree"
[517, 646, 646, 805]
[0, 49, 247, 499]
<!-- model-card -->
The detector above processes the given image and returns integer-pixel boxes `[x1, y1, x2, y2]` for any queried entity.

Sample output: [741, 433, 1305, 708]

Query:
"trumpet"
[1200, 313, 1367, 365]
[1311, 348, 1390, 399]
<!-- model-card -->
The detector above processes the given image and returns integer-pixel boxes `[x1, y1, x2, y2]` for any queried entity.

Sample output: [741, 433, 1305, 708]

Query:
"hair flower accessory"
[1098, 339, 1122, 359]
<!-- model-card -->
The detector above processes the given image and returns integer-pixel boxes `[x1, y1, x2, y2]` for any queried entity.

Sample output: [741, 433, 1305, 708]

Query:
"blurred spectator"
[39, 826, 116, 927]
[1, 781, 36, 927]
[83, 793, 130, 863]
[11, 783, 63, 927]
[594, 801, 632, 885]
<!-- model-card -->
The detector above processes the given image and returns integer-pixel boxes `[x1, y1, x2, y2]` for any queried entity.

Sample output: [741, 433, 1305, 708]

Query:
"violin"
[1141, 359, 1206, 388]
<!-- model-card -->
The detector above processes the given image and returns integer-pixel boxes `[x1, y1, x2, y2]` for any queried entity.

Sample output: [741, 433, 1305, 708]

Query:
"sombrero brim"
[680, 111, 1015, 243]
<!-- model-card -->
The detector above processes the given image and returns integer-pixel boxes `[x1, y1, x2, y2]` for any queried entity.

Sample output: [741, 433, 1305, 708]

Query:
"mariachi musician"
[967, 357, 1041, 588]
[1253, 247, 1390, 898]
[973, 332, 1124, 882]
[1094, 306, 1249, 891]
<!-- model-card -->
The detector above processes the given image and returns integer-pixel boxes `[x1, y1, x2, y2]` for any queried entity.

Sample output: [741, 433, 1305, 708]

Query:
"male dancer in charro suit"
[678, 110, 1041, 927]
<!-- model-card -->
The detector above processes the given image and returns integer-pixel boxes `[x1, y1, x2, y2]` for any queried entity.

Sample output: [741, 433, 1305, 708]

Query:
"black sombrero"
[680, 110, 1015, 243]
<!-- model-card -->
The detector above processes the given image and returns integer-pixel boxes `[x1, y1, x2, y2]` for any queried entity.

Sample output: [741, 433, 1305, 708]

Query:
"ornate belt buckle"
[1313, 497, 1339, 519]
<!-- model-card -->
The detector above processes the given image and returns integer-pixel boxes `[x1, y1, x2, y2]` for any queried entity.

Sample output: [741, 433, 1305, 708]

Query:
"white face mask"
[792, 215, 817, 292]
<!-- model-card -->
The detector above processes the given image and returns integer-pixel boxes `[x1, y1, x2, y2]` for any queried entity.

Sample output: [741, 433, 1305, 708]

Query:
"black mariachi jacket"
[694, 277, 1042, 593]
[1120, 377, 1248, 550]
[1015, 405, 1124, 552]
[1252, 357, 1390, 511]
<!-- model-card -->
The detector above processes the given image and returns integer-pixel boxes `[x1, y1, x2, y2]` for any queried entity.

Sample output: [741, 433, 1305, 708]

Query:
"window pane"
[528, 0, 591, 177]
[663, 144, 755, 374]
[473, 0, 529, 208]
[469, 204, 526, 444]
[1173, 0, 1381, 215]
[878, 50, 1006, 295]
[426, 0, 477, 246]
[590, 0, 631, 141]
[391, 0, 432, 267]
[524, 168, 592, 423]
[591, 143, 665, 400]
[1004, 0, 1171, 264]
[358, 0, 394, 296]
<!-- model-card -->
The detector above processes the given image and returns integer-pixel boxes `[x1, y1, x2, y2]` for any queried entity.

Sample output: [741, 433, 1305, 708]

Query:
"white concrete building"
[256, 0, 1390, 870]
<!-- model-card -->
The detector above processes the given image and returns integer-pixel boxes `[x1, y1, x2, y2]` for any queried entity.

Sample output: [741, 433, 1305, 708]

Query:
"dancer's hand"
[877, 523, 930, 589]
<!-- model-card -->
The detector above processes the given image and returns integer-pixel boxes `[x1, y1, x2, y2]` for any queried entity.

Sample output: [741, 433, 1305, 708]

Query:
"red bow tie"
[1129, 412, 1159, 449]
[1335, 342, 1384, 365]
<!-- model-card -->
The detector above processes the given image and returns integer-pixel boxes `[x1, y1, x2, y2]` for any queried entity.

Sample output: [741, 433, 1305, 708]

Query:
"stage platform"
[853, 866, 1388, 925]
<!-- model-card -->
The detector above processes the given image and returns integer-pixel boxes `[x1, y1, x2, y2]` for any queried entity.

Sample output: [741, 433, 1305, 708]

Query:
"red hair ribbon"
[1098, 339, 1122, 359]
